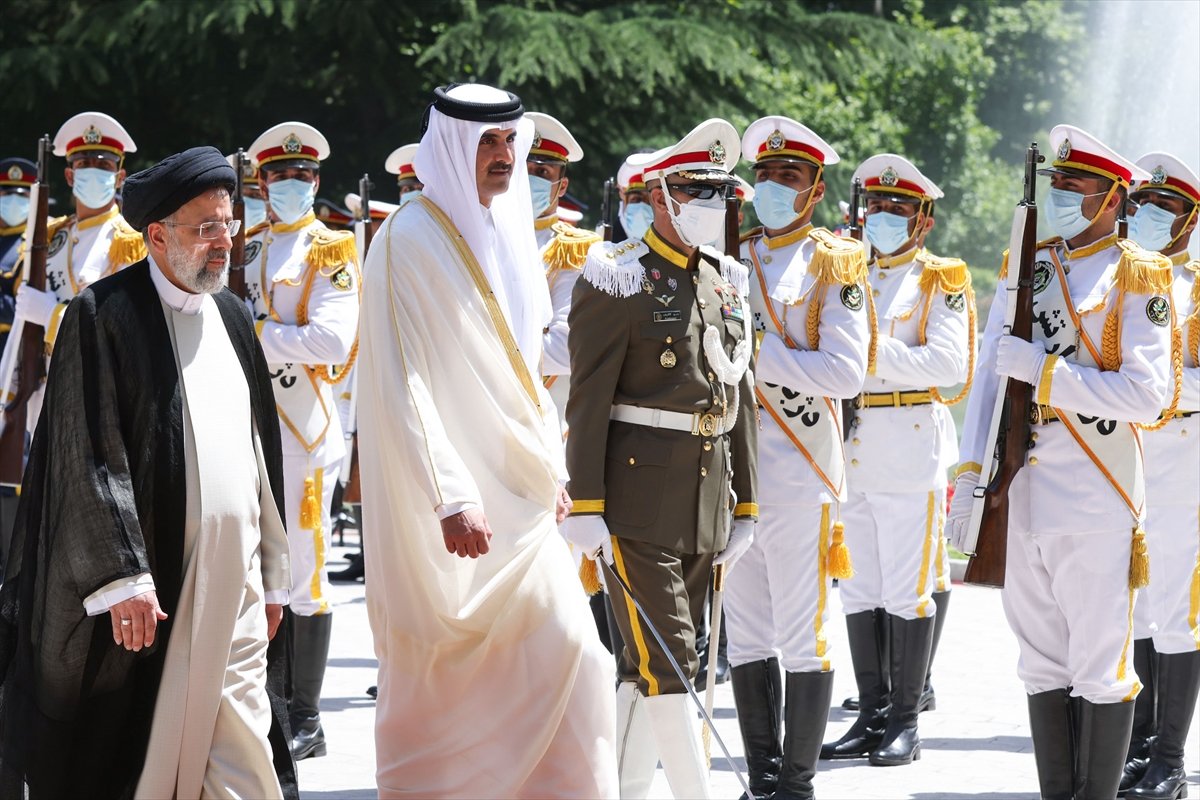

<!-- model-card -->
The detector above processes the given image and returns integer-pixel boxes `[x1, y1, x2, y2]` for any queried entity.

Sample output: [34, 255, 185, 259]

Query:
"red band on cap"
[66, 135, 125, 155]
[1059, 149, 1133, 184]
[645, 151, 723, 175]
[0, 168, 35, 186]
[756, 139, 825, 165]
[397, 163, 417, 180]
[530, 138, 569, 160]
[1148, 175, 1200, 204]
[864, 176, 927, 197]
[256, 144, 320, 164]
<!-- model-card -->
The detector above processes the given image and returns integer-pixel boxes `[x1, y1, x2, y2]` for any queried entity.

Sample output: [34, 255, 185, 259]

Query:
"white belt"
[610, 404, 733, 437]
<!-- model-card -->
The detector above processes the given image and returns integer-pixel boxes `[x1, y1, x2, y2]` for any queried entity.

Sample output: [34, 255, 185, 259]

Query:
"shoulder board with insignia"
[1114, 239, 1172, 296]
[545, 221, 601, 273]
[307, 227, 358, 275]
[806, 227, 867, 286]
[916, 250, 971, 295]
[739, 226, 765, 244]
[109, 215, 147, 268]
[581, 239, 647, 298]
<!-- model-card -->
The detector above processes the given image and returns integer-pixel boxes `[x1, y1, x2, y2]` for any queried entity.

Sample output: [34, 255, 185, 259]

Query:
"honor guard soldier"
[823, 154, 973, 767]
[384, 143, 424, 206]
[561, 119, 758, 800]
[246, 121, 361, 760]
[232, 155, 269, 234]
[948, 125, 1172, 799]
[10, 112, 144, 433]
[1119, 152, 1200, 800]
[729, 117, 870, 799]
[0, 158, 35, 360]
[525, 112, 601, 429]
[618, 157, 654, 241]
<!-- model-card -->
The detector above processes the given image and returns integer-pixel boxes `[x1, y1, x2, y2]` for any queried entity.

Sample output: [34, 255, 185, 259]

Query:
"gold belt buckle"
[695, 412, 719, 437]
[1030, 404, 1043, 425]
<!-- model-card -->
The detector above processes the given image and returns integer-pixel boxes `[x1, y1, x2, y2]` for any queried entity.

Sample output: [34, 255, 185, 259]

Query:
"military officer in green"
[562, 119, 758, 800]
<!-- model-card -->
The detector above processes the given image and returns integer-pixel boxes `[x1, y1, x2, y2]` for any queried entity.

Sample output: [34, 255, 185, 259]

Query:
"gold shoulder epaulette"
[109, 215, 147, 268]
[1036, 235, 1064, 250]
[719, 252, 751, 297]
[917, 250, 971, 295]
[1114, 239, 1172, 295]
[307, 227, 358, 275]
[999, 237, 1063, 280]
[806, 227, 867, 285]
[739, 226, 765, 244]
[544, 221, 601, 273]
[581, 239, 647, 298]
[47, 215, 71, 237]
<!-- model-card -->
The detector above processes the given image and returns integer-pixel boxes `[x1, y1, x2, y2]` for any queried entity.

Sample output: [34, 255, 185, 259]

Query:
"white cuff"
[263, 589, 290, 606]
[435, 501, 480, 520]
[83, 572, 155, 617]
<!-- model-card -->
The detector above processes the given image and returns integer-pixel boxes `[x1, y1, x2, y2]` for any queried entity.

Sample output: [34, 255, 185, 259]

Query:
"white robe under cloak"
[358, 196, 616, 798]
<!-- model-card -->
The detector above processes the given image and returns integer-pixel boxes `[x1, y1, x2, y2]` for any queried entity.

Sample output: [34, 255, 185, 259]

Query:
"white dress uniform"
[731, 222, 869, 669]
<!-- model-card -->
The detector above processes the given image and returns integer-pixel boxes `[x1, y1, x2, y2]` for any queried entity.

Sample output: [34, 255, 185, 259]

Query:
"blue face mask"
[267, 179, 316, 225]
[1045, 187, 1110, 240]
[243, 196, 267, 231]
[1128, 202, 1180, 252]
[72, 167, 118, 209]
[529, 175, 559, 217]
[752, 180, 808, 230]
[621, 202, 654, 240]
[865, 210, 913, 255]
[0, 194, 30, 228]
[399, 189, 422, 207]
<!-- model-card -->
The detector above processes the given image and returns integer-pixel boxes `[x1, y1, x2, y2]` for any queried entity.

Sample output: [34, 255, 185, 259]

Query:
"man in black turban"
[0, 146, 297, 800]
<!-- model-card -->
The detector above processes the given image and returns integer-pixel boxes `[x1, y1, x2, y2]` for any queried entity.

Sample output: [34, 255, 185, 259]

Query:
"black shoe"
[841, 695, 860, 711]
[291, 714, 327, 760]
[366, 685, 377, 699]
[917, 682, 936, 713]
[821, 611, 890, 760]
[869, 615, 934, 767]
[329, 551, 365, 582]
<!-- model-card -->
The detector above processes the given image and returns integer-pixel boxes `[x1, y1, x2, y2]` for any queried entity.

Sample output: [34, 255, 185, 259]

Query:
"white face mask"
[243, 196, 267, 230]
[267, 179, 316, 225]
[665, 191, 726, 248]
[0, 194, 30, 228]
[72, 167, 118, 209]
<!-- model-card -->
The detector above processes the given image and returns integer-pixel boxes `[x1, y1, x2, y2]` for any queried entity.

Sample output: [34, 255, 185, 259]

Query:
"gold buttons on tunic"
[699, 299, 708, 308]
[764, 255, 773, 265]
[851, 459, 859, 466]
[873, 289, 881, 297]
[1029, 456, 1039, 466]
[704, 441, 713, 451]
[879, 272, 887, 279]
[628, 457, 636, 466]
[666, 336, 674, 344]
[707, 372, 715, 381]
[1031, 432, 1039, 441]
[852, 437, 861, 445]
[700, 467, 708, 477]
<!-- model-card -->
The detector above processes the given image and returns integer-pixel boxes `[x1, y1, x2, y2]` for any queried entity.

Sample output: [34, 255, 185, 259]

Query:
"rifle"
[228, 148, 249, 300]
[599, 177, 617, 243]
[962, 142, 1045, 587]
[340, 173, 373, 506]
[724, 183, 740, 256]
[0, 135, 51, 487]
[841, 177, 866, 440]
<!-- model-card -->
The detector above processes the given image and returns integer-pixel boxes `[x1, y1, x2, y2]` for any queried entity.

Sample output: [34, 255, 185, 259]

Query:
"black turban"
[122, 146, 236, 231]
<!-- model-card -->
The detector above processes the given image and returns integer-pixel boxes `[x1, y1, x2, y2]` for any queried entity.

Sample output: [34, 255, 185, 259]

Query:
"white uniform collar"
[149, 251, 206, 316]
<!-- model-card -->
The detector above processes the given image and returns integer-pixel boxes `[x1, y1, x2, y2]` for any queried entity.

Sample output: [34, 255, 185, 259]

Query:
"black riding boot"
[1120, 638, 1158, 794]
[821, 610, 890, 759]
[290, 612, 333, 760]
[919, 590, 949, 713]
[869, 615, 934, 766]
[1027, 689, 1075, 800]
[774, 671, 835, 800]
[730, 658, 783, 799]
[1074, 699, 1136, 800]
[1128, 650, 1200, 800]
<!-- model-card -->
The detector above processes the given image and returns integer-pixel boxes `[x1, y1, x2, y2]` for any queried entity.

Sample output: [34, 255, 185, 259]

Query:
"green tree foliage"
[2, 0, 1084, 296]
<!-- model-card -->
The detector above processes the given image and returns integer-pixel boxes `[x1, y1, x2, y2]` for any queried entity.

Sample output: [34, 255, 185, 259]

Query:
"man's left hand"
[995, 334, 1046, 386]
[266, 603, 283, 641]
[556, 486, 573, 524]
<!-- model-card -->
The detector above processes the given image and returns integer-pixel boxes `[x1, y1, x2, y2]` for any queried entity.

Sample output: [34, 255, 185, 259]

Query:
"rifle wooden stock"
[228, 149, 248, 300]
[0, 136, 51, 487]
[964, 142, 1042, 587]
[841, 177, 865, 440]
[340, 174, 373, 506]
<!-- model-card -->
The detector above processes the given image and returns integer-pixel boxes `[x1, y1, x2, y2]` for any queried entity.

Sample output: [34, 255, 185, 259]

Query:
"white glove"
[714, 518, 755, 569]
[14, 286, 60, 328]
[995, 334, 1046, 386]
[560, 514, 613, 564]
[946, 472, 980, 554]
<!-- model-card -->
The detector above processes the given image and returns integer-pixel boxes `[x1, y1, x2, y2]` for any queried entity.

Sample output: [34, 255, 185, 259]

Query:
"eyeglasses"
[162, 219, 242, 239]
[665, 182, 725, 201]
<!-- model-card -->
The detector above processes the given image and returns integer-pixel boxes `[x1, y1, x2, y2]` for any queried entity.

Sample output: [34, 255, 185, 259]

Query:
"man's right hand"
[560, 515, 613, 564]
[109, 590, 169, 652]
[441, 508, 493, 559]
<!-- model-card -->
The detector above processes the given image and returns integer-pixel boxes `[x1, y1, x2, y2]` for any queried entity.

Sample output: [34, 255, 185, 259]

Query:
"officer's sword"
[702, 562, 727, 762]
[602, 561, 751, 796]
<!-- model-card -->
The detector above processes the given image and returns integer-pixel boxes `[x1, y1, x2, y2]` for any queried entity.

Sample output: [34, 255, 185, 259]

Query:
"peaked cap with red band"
[385, 143, 421, 182]
[53, 111, 136, 162]
[1038, 124, 1149, 187]
[250, 121, 330, 171]
[741, 116, 840, 169]
[629, 118, 740, 185]
[0, 158, 36, 189]
[525, 112, 583, 164]
[852, 153, 943, 203]
[1131, 151, 1200, 207]
[618, 157, 647, 192]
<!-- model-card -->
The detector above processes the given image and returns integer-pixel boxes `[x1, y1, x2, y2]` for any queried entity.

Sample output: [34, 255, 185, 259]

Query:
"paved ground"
[300, 538, 1200, 799]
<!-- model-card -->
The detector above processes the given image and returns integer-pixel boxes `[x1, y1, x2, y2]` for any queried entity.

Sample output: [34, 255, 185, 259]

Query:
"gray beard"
[166, 237, 228, 294]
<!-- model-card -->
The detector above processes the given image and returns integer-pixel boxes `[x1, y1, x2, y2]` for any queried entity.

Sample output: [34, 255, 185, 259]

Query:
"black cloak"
[0, 261, 297, 800]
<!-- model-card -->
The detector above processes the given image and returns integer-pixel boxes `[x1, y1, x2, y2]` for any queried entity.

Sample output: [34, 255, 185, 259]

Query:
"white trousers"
[283, 453, 340, 616]
[1134, 500, 1200, 654]
[725, 502, 835, 672]
[839, 489, 942, 620]
[1002, 526, 1140, 703]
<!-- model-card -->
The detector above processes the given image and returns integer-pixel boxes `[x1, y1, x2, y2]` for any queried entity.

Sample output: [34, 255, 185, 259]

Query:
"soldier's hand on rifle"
[714, 518, 755, 569]
[946, 472, 979, 553]
[560, 514, 612, 564]
[441, 508, 493, 559]
[14, 285, 59, 328]
[995, 334, 1046, 386]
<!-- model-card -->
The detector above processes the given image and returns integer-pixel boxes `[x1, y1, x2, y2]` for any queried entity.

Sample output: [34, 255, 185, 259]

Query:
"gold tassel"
[307, 228, 360, 274]
[578, 557, 602, 596]
[300, 476, 320, 530]
[544, 223, 601, 273]
[865, 288, 880, 376]
[109, 218, 148, 269]
[1101, 293, 1124, 372]
[806, 228, 868, 285]
[827, 521, 854, 580]
[998, 248, 1010, 281]
[1114, 240, 1172, 295]
[917, 253, 972, 295]
[1140, 325, 1183, 431]
[1129, 527, 1150, 590]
